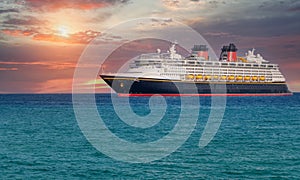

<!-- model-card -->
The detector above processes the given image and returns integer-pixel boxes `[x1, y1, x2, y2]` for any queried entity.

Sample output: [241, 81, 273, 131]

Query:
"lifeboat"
[252, 76, 258, 81]
[244, 76, 251, 81]
[260, 76, 266, 81]
[187, 74, 194, 79]
[214, 75, 219, 80]
[228, 75, 235, 80]
[236, 76, 243, 81]
[205, 75, 212, 80]
[196, 75, 203, 79]
[221, 75, 227, 80]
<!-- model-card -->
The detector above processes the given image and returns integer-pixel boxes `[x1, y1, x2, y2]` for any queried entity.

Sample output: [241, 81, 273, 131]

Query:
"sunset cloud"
[204, 32, 232, 37]
[25, 0, 129, 11]
[33, 30, 101, 44]
[0, 67, 18, 71]
[161, 0, 217, 11]
[0, 9, 19, 14]
[2, 28, 101, 44]
[2, 16, 45, 26]
[162, 0, 180, 8]
[34, 78, 74, 93]
[2, 29, 37, 36]
[0, 61, 76, 70]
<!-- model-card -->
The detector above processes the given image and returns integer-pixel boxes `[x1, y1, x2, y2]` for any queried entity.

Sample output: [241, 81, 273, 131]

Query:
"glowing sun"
[57, 26, 70, 37]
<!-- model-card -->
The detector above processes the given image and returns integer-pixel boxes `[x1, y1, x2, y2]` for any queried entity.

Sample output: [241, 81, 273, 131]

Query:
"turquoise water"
[0, 94, 299, 179]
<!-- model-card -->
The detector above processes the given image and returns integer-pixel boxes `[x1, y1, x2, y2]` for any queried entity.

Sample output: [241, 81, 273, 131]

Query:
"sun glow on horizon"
[57, 26, 70, 37]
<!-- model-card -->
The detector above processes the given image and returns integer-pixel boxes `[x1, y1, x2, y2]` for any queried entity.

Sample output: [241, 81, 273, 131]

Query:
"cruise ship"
[100, 43, 291, 96]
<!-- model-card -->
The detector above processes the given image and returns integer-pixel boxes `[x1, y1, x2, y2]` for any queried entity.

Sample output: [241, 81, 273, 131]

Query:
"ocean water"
[0, 93, 299, 179]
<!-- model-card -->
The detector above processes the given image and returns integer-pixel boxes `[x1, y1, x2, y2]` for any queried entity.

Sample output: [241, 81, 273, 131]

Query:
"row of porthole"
[186, 75, 266, 81]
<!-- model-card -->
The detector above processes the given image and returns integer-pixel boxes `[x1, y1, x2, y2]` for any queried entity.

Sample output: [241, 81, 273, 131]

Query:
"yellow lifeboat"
[244, 76, 251, 81]
[221, 75, 227, 80]
[196, 75, 203, 79]
[260, 76, 266, 81]
[214, 75, 219, 80]
[228, 75, 235, 80]
[252, 76, 258, 81]
[238, 57, 248, 63]
[187, 74, 194, 79]
[205, 75, 212, 80]
[236, 76, 243, 81]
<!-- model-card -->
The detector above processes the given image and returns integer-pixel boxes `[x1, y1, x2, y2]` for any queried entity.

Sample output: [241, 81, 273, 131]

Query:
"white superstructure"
[123, 43, 286, 83]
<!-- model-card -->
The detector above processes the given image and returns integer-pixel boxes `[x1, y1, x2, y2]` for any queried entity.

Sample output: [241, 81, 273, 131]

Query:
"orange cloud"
[2, 29, 37, 36]
[35, 78, 74, 93]
[2, 28, 100, 44]
[0, 67, 18, 71]
[0, 61, 76, 70]
[33, 30, 100, 44]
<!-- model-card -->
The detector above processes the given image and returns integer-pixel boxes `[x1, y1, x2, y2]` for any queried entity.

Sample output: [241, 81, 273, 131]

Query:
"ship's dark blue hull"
[100, 75, 291, 96]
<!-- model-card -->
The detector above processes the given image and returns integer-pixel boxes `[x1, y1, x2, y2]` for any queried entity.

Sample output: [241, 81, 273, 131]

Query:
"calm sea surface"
[0, 94, 299, 179]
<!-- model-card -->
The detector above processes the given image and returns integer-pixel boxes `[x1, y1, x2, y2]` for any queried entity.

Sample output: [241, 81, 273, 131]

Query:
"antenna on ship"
[169, 41, 181, 59]
[170, 42, 176, 59]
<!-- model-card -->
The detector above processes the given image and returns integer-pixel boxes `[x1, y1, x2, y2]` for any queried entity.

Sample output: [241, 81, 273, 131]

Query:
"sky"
[0, 0, 299, 93]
